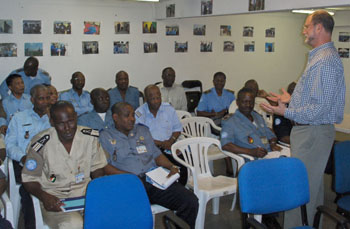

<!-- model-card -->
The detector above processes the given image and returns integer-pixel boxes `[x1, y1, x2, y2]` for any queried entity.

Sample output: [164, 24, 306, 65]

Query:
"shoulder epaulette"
[59, 89, 70, 94]
[41, 70, 50, 76]
[129, 86, 138, 90]
[135, 111, 142, 118]
[226, 89, 235, 95]
[203, 89, 211, 94]
[222, 113, 233, 121]
[14, 68, 24, 73]
[31, 135, 50, 153]
[81, 128, 99, 137]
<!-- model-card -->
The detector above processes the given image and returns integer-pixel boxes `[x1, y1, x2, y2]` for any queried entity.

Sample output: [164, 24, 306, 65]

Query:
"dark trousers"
[161, 150, 188, 186]
[13, 161, 36, 229]
[141, 177, 199, 229]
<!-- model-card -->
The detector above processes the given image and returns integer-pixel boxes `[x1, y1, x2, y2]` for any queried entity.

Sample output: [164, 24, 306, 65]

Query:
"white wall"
[0, 0, 349, 113]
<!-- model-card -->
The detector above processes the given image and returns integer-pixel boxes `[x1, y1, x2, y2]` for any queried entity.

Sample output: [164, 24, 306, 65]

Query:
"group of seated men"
[0, 56, 293, 229]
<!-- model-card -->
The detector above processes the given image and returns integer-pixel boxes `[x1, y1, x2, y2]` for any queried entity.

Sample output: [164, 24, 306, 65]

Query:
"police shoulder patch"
[226, 89, 235, 95]
[15, 68, 24, 73]
[203, 89, 211, 94]
[135, 111, 142, 118]
[31, 135, 50, 153]
[25, 159, 37, 171]
[81, 128, 99, 137]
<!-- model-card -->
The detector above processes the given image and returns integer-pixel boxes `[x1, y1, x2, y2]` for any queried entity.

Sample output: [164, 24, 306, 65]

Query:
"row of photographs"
[0, 20, 276, 37]
[0, 41, 279, 57]
[1, 42, 349, 57]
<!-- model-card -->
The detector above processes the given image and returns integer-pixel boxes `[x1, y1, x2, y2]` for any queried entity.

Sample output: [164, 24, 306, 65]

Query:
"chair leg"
[230, 193, 236, 211]
[208, 161, 214, 174]
[195, 197, 208, 229]
[212, 197, 220, 215]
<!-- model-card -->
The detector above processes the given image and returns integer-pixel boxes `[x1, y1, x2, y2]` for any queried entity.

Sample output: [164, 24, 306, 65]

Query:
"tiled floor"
[155, 158, 342, 229]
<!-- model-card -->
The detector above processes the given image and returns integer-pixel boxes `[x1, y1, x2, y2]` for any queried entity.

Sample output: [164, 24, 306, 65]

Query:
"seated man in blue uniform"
[197, 72, 235, 126]
[0, 56, 51, 99]
[135, 85, 187, 185]
[5, 84, 51, 229]
[108, 70, 140, 110]
[78, 88, 113, 130]
[221, 87, 281, 158]
[0, 74, 33, 135]
[100, 102, 199, 229]
[59, 71, 93, 116]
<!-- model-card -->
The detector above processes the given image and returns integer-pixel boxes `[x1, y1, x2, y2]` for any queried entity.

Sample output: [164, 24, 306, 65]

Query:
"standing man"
[5, 84, 51, 229]
[0, 57, 51, 99]
[158, 67, 187, 111]
[59, 72, 93, 116]
[261, 10, 345, 227]
[108, 71, 140, 110]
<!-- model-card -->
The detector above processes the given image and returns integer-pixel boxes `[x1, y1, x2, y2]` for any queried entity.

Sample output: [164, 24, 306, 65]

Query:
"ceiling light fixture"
[292, 9, 335, 15]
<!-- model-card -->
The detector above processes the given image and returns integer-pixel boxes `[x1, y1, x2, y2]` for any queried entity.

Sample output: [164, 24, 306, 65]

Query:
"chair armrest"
[247, 217, 268, 229]
[1, 191, 14, 225]
[313, 205, 349, 228]
[207, 119, 222, 133]
[277, 141, 290, 148]
[239, 154, 254, 161]
[221, 150, 245, 171]
[181, 132, 193, 138]
[31, 195, 45, 229]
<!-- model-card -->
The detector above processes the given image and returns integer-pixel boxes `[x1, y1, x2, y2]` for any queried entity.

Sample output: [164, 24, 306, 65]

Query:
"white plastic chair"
[31, 195, 50, 229]
[151, 204, 169, 228]
[176, 110, 192, 120]
[7, 159, 20, 229]
[171, 137, 239, 229]
[180, 116, 229, 174]
[0, 161, 14, 228]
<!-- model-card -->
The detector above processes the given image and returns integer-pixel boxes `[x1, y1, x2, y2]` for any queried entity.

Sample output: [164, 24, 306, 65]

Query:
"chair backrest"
[84, 174, 153, 229]
[180, 117, 219, 138]
[181, 80, 203, 112]
[171, 137, 219, 193]
[334, 141, 350, 194]
[181, 80, 202, 92]
[139, 90, 145, 105]
[238, 157, 310, 215]
[176, 110, 192, 120]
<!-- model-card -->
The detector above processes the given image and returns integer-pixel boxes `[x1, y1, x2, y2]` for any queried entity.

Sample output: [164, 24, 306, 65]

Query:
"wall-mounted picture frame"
[143, 22, 157, 34]
[249, 0, 265, 11]
[200, 41, 212, 52]
[223, 41, 234, 52]
[0, 43, 17, 57]
[23, 20, 41, 34]
[166, 4, 175, 18]
[175, 41, 188, 53]
[114, 41, 129, 54]
[115, 22, 130, 34]
[0, 20, 13, 34]
[144, 42, 158, 53]
[243, 26, 254, 37]
[244, 41, 255, 52]
[51, 42, 68, 56]
[338, 48, 349, 58]
[194, 24, 206, 36]
[201, 0, 213, 15]
[25, 42, 43, 56]
[339, 32, 350, 42]
[54, 21, 71, 34]
[166, 25, 179, 36]
[265, 42, 274, 52]
[265, 28, 275, 38]
[220, 25, 231, 36]
[84, 21, 100, 35]
[82, 41, 99, 54]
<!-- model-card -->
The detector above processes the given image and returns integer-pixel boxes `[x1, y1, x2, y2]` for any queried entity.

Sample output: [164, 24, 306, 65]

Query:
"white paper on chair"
[146, 167, 180, 190]
[263, 145, 291, 159]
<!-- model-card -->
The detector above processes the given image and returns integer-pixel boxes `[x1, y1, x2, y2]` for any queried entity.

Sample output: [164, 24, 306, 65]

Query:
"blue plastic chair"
[334, 141, 350, 217]
[84, 174, 153, 229]
[238, 157, 349, 229]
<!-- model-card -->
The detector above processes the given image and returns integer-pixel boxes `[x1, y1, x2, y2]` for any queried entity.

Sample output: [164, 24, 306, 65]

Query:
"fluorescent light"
[292, 9, 335, 15]
[136, 0, 159, 2]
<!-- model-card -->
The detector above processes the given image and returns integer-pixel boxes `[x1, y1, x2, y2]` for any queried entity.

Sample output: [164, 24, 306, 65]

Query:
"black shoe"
[262, 215, 282, 229]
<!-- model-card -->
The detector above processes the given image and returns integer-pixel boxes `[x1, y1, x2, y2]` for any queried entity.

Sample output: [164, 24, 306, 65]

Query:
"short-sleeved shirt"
[220, 110, 276, 152]
[197, 88, 235, 112]
[158, 83, 187, 111]
[108, 86, 140, 110]
[59, 89, 93, 116]
[22, 126, 107, 199]
[0, 93, 32, 126]
[0, 68, 51, 99]
[5, 109, 50, 162]
[135, 103, 182, 141]
[99, 124, 161, 176]
[77, 110, 114, 131]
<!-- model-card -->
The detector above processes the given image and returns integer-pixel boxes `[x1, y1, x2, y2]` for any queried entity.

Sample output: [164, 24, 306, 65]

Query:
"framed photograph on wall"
[143, 22, 157, 34]
[244, 41, 255, 52]
[166, 25, 179, 36]
[25, 43, 43, 56]
[84, 21, 100, 35]
[114, 41, 129, 54]
[200, 41, 212, 52]
[144, 42, 157, 53]
[166, 4, 175, 18]
[0, 20, 13, 34]
[51, 42, 67, 56]
[115, 22, 130, 34]
[175, 41, 188, 53]
[243, 26, 254, 37]
[223, 41, 234, 52]
[201, 0, 213, 15]
[82, 41, 99, 54]
[338, 48, 349, 58]
[0, 43, 17, 57]
[265, 28, 275, 38]
[265, 42, 275, 52]
[220, 25, 231, 36]
[54, 21, 71, 34]
[249, 0, 265, 11]
[194, 24, 206, 36]
[23, 20, 41, 34]
[339, 32, 350, 42]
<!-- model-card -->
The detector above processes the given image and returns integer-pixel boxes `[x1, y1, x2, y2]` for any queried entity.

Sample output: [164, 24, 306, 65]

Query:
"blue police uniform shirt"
[197, 88, 235, 112]
[59, 88, 93, 116]
[0, 68, 51, 99]
[108, 86, 140, 110]
[135, 102, 182, 141]
[99, 124, 161, 176]
[0, 93, 32, 126]
[77, 110, 114, 131]
[220, 110, 276, 152]
[5, 108, 50, 162]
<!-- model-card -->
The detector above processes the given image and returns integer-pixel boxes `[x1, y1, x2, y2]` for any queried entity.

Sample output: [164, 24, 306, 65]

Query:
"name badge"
[75, 173, 85, 184]
[260, 137, 268, 145]
[136, 145, 147, 154]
